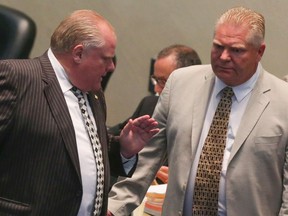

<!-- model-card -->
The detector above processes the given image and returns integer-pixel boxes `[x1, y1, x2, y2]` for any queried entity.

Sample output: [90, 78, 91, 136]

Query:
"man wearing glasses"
[108, 44, 201, 137]
[107, 44, 201, 206]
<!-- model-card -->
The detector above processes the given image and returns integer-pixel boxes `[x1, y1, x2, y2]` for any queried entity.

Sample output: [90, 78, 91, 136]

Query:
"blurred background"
[1, 0, 287, 125]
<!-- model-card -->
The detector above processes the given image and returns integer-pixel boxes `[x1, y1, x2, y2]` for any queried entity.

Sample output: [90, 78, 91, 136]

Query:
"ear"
[257, 43, 266, 62]
[72, 44, 84, 64]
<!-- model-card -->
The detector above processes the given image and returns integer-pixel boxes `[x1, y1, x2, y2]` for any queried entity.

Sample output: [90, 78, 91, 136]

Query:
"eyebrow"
[213, 39, 246, 49]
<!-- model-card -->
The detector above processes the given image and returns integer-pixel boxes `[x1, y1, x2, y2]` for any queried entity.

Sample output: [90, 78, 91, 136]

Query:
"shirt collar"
[47, 48, 73, 94]
[214, 63, 261, 102]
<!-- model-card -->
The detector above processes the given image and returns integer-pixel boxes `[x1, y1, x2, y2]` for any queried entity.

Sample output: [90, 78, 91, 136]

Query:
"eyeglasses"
[150, 75, 167, 88]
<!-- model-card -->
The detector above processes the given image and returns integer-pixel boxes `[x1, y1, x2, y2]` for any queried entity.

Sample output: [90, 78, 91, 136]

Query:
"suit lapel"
[229, 70, 270, 162]
[87, 90, 107, 147]
[191, 73, 215, 158]
[88, 90, 110, 199]
[39, 53, 81, 181]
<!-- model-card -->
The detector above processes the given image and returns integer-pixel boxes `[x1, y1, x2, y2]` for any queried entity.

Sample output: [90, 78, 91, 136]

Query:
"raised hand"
[119, 115, 159, 158]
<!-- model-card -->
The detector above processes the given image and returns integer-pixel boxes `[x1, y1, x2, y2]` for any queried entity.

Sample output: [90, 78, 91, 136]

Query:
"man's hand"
[107, 210, 114, 216]
[119, 115, 159, 158]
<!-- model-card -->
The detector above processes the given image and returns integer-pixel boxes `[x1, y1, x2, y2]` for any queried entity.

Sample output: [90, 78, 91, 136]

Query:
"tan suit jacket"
[108, 64, 288, 216]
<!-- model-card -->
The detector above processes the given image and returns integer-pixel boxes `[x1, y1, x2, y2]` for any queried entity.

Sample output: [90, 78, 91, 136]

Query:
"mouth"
[101, 73, 107, 79]
[217, 65, 231, 69]
[216, 65, 234, 72]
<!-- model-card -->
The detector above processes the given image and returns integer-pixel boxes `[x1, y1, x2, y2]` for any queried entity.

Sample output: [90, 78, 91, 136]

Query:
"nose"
[220, 49, 231, 61]
[154, 84, 163, 95]
[107, 60, 115, 73]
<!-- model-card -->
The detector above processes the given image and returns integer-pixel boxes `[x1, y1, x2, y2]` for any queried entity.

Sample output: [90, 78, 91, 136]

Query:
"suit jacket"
[108, 95, 158, 136]
[108, 95, 165, 188]
[108, 64, 288, 216]
[0, 52, 135, 216]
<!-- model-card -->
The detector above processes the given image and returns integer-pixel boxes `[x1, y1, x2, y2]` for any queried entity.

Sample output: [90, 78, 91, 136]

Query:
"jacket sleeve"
[94, 89, 138, 178]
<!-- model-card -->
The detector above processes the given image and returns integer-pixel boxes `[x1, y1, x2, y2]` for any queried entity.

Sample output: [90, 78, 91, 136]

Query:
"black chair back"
[0, 5, 36, 59]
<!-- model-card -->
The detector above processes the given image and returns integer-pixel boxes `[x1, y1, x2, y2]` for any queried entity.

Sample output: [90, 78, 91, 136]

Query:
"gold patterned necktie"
[192, 86, 234, 216]
[71, 87, 104, 216]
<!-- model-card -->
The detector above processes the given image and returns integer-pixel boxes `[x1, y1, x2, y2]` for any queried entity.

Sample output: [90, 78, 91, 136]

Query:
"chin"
[94, 84, 102, 91]
[215, 72, 228, 80]
[216, 73, 233, 84]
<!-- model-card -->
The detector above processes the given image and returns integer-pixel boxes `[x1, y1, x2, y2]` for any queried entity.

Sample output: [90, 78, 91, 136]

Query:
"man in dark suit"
[0, 9, 159, 216]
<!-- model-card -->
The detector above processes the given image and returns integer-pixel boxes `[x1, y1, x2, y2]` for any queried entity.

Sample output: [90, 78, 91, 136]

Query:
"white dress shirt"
[47, 49, 135, 216]
[183, 64, 261, 216]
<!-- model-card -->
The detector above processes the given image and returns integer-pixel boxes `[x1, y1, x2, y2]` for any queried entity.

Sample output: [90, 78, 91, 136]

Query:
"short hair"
[50, 10, 115, 53]
[215, 6, 265, 48]
[157, 44, 202, 68]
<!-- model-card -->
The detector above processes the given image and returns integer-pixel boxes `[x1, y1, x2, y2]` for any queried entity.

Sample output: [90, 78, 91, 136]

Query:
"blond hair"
[215, 6, 265, 47]
[50, 10, 115, 53]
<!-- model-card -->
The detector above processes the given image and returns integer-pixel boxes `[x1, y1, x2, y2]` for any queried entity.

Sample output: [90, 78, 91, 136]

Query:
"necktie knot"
[71, 86, 84, 99]
[222, 86, 234, 99]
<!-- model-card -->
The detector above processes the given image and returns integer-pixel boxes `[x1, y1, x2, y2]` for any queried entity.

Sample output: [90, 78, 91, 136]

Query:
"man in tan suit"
[108, 7, 288, 216]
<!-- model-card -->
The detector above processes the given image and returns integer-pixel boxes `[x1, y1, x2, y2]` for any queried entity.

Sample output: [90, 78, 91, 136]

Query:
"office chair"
[0, 5, 36, 59]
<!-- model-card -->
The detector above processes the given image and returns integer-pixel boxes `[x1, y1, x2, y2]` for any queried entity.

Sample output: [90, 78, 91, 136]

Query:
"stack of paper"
[144, 184, 167, 216]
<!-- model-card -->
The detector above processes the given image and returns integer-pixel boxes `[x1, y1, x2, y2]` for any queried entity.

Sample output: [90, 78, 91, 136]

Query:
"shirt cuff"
[121, 154, 137, 174]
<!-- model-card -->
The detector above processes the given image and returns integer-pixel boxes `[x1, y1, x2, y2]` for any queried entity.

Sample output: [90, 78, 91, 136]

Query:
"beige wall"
[1, 0, 288, 125]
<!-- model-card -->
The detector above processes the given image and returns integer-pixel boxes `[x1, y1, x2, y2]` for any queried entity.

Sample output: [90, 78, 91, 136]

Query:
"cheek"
[88, 62, 105, 75]
[154, 85, 163, 94]
[210, 50, 216, 57]
[211, 50, 220, 61]
[233, 57, 250, 70]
